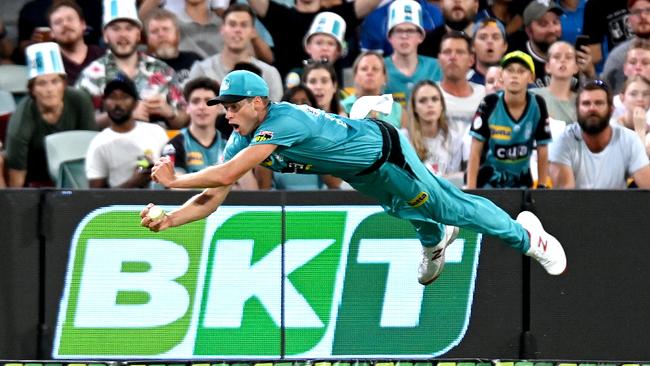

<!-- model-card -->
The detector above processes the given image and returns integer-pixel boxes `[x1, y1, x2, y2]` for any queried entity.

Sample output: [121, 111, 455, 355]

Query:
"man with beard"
[86, 75, 169, 189]
[76, 0, 188, 129]
[602, 0, 650, 94]
[47, 1, 104, 85]
[418, 0, 479, 58]
[549, 80, 650, 189]
[144, 8, 202, 87]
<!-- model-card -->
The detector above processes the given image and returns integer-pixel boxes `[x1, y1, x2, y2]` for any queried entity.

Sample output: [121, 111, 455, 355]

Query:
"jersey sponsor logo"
[255, 130, 274, 142]
[54, 206, 482, 359]
[282, 162, 313, 173]
[186, 152, 205, 167]
[407, 191, 429, 208]
[494, 143, 529, 161]
[489, 125, 512, 140]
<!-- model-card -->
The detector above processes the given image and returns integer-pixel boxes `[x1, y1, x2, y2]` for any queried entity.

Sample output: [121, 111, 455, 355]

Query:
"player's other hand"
[151, 156, 176, 187]
[140, 203, 172, 232]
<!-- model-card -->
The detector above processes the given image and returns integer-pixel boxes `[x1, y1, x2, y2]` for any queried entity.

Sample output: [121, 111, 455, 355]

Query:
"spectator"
[0, 18, 15, 65]
[602, 0, 650, 95]
[5, 42, 96, 187]
[582, 0, 632, 68]
[341, 51, 405, 128]
[283, 84, 318, 107]
[189, 4, 283, 102]
[12, 0, 102, 64]
[247, 0, 382, 79]
[384, 0, 442, 107]
[612, 39, 650, 118]
[76, 0, 188, 129]
[162, 77, 259, 189]
[484, 65, 503, 94]
[289, 12, 349, 88]
[419, 0, 480, 58]
[549, 79, 650, 188]
[475, 0, 526, 36]
[47, 1, 105, 85]
[302, 62, 345, 115]
[359, 0, 443, 56]
[467, 51, 552, 189]
[144, 8, 202, 87]
[530, 41, 579, 126]
[616, 75, 650, 156]
[438, 31, 485, 136]
[406, 80, 464, 183]
[510, 0, 564, 87]
[469, 17, 508, 85]
[86, 75, 169, 188]
[558, 0, 587, 45]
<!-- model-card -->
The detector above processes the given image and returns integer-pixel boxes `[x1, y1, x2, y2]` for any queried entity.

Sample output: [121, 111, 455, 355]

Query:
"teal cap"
[207, 70, 270, 106]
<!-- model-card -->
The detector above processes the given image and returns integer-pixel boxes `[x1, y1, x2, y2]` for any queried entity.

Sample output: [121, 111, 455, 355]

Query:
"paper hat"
[304, 12, 347, 51]
[25, 42, 66, 80]
[387, 0, 424, 36]
[349, 94, 394, 119]
[207, 70, 269, 105]
[103, 0, 143, 29]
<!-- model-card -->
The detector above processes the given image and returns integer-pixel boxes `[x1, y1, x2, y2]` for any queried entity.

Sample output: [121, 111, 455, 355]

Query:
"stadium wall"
[1, 189, 649, 361]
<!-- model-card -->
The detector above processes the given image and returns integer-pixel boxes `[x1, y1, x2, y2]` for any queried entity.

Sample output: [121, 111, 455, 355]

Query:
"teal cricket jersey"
[165, 128, 226, 173]
[470, 91, 552, 187]
[223, 102, 383, 177]
[384, 55, 442, 107]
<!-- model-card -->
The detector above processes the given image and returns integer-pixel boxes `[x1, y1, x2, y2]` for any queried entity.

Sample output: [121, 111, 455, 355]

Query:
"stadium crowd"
[0, 0, 648, 190]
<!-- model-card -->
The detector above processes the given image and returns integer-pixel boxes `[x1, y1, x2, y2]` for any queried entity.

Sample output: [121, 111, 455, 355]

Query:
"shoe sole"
[420, 226, 460, 286]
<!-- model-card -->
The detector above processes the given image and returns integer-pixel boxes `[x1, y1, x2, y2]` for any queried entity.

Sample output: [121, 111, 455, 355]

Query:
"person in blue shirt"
[141, 70, 567, 285]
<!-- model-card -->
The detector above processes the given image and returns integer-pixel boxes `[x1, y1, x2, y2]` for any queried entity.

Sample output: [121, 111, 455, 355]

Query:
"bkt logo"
[54, 206, 482, 359]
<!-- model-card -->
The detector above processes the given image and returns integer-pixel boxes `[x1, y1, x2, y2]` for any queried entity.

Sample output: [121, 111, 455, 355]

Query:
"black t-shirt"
[418, 25, 447, 58]
[582, 0, 631, 51]
[260, 1, 359, 79]
[62, 44, 105, 85]
[159, 51, 203, 86]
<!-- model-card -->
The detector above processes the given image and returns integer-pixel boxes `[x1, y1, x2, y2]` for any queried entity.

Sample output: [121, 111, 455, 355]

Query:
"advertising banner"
[54, 205, 482, 359]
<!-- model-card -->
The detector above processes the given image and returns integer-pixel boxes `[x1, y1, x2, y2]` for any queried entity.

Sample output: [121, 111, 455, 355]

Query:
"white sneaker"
[418, 225, 460, 285]
[516, 211, 567, 275]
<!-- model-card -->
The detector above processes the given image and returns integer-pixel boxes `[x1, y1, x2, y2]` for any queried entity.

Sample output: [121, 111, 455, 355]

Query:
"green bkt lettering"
[55, 206, 481, 359]
[54, 206, 208, 357]
[332, 213, 481, 357]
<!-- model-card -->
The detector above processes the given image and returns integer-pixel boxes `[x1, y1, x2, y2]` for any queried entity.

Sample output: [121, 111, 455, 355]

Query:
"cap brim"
[206, 95, 247, 106]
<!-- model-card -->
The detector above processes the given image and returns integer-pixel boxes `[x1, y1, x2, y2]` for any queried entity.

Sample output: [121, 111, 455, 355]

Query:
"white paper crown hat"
[25, 42, 66, 80]
[103, 0, 142, 29]
[387, 0, 424, 36]
[304, 12, 347, 52]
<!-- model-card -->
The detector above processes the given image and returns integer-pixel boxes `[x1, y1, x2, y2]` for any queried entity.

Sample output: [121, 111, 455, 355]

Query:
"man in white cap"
[247, 0, 382, 79]
[384, 0, 442, 107]
[76, 0, 188, 129]
[6, 42, 96, 187]
[141, 69, 568, 286]
[188, 4, 283, 102]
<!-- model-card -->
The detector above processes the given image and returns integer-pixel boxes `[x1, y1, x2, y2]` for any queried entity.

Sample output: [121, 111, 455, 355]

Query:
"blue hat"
[207, 70, 269, 106]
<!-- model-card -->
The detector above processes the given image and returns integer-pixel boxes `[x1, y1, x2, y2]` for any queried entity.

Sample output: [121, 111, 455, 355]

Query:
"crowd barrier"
[1, 189, 649, 361]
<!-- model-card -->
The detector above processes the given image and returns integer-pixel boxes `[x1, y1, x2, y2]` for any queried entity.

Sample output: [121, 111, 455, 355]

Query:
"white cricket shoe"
[418, 225, 460, 285]
[517, 211, 567, 275]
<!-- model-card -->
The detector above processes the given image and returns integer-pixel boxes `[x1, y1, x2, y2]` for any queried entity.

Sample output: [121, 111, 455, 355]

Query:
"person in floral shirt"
[76, 0, 188, 129]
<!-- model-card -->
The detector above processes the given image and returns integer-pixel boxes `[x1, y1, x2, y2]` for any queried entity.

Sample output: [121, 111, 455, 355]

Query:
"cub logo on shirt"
[255, 130, 274, 142]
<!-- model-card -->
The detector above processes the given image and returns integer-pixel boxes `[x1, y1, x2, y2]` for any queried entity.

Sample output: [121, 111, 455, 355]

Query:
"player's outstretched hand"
[140, 203, 172, 232]
[151, 156, 176, 187]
